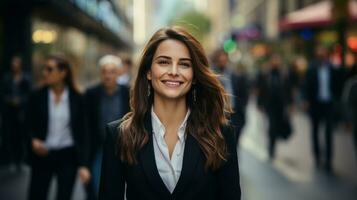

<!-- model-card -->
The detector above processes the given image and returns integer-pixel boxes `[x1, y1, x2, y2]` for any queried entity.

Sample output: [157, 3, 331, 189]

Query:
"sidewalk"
[0, 166, 85, 200]
[239, 98, 357, 200]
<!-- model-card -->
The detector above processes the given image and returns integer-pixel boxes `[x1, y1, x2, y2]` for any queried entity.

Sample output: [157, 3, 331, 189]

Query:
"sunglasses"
[43, 65, 57, 73]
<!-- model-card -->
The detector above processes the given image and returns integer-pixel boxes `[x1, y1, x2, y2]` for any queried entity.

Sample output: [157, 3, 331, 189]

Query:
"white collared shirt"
[318, 65, 331, 102]
[151, 107, 190, 193]
[44, 88, 74, 150]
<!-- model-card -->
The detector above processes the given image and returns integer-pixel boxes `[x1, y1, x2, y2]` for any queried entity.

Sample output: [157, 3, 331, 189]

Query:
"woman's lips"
[161, 80, 183, 87]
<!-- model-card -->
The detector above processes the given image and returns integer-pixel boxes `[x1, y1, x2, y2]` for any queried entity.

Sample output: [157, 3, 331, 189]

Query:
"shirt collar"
[50, 87, 69, 103]
[151, 106, 191, 142]
[101, 84, 119, 96]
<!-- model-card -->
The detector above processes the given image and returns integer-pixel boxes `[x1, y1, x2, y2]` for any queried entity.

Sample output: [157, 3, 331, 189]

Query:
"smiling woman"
[99, 26, 241, 200]
[147, 39, 194, 101]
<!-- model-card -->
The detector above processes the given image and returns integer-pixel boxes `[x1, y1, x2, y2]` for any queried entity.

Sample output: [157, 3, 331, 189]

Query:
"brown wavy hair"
[118, 26, 232, 170]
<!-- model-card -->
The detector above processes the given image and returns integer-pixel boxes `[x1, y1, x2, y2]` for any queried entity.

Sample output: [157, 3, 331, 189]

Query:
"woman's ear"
[60, 69, 68, 80]
[147, 71, 152, 80]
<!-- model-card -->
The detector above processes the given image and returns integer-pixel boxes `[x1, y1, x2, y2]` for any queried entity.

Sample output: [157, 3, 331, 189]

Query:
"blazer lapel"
[41, 88, 49, 139]
[69, 89, 76, 130]
[172, 130, 200, 196]
[139, 113, 171, 199]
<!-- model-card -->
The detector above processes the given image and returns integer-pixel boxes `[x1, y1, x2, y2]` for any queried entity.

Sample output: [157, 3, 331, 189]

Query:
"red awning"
[279, 0, 357, 31]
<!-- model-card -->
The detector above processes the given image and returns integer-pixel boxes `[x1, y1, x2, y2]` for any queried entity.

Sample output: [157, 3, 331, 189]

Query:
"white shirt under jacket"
[44, 88, 74, 150]
[151, 107, 191, 193]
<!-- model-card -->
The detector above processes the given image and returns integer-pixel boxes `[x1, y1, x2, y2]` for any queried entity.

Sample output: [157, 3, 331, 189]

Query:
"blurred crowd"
[0, 44, 357, 199]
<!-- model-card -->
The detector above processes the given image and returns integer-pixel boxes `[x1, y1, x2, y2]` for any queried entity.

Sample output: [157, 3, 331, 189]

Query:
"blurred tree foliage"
[170, 10, 211, 42]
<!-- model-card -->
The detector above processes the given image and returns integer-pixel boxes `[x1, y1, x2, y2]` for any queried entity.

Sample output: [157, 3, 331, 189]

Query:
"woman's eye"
[158, 60, 170, 65]
[179, 62, 191, 68]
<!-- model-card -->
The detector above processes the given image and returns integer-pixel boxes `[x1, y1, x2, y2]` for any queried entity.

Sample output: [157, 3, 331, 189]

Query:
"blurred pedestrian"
[26, 54, 90, 200]
[212, 49, 249, 146]
[303, 46, 338, 171]
[256, 54, 293, 160]
[99, 27, 241, 200]
[288, 56, 307, 107]
[342, 54, 357, 160]
[84, 55, 130, 200]
[116, 55, 132, 87]
[0, 55, 31, 171]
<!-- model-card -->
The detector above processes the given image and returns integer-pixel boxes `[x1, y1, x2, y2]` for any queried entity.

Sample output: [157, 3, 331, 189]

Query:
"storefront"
[279, 0, 357, 60]
[1, 0, 133, 88]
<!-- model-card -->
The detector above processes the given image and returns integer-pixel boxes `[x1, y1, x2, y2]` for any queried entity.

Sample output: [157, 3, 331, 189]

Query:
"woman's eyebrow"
[154, 55, 171, 60]
[154, 56, 192, 62]
[179, 58, 192, 62]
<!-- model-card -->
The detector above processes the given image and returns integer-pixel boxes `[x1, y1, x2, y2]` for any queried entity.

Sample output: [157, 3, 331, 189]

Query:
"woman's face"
[43, 59, 66, 86]
[147, 39, 194, 101]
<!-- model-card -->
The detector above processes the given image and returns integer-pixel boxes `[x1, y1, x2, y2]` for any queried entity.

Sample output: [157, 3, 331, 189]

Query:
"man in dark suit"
[304, 46, 338, 172]
[85, 55, 130, 200]
[212, 49, 249, 146]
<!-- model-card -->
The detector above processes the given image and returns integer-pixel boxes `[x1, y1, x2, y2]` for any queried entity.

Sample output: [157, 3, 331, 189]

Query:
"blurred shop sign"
[32, 29, 58, 44]
[348, 36, 357, 51]
[232, 25, 262, 41]
[280, 0, 357, 31]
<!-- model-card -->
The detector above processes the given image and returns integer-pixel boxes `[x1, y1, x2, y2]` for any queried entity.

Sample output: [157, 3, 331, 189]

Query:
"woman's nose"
[168, 63, 178, 75]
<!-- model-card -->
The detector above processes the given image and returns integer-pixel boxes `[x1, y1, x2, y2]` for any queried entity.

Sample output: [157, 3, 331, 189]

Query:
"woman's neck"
[153, 96, 188, 131]
[50, 83, 65, 96]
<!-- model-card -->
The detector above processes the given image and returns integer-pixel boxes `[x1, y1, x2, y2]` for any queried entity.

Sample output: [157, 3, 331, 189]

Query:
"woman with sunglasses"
[27, 55, 90, 200]
[99, 27, 241, 200]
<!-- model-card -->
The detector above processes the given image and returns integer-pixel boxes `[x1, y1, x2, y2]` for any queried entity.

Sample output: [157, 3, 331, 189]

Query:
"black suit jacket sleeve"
[217, 125, 241, 199]
[26, 89, 41, 140]
[99, 122, 125, 200]
[76, 94, 90, 167]
[302, 66, 314, 103]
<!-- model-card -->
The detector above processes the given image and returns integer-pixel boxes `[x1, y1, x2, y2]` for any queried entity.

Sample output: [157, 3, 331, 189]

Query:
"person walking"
[303, 46, 338, 172]
[26, 54, 90, 200]
[211, 49, 249, 146]
[256, 54, 293, 160]
[1, 55, 31, 170]
[84, 55, 130, 200]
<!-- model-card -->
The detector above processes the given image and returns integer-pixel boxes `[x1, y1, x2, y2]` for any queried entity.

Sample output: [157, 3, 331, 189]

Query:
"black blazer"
[230, 72, 249, 128]
[99, 114, 241, 200]
[304, 61, 337, 105]
[84, 84, 130, 159]
[26, 87, 89, 166]
[256, 69, 292, 113]
[303, 61, 341, 119]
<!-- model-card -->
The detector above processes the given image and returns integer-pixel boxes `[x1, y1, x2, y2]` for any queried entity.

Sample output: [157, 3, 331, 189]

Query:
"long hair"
[119, 26, 232, 170]
[47, 54, 78, 92]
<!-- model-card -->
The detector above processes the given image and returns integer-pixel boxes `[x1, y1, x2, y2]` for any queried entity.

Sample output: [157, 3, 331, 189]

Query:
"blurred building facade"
[228, 0, 357, 69]
[130, 0, 235, 52]
[0, 0, 133, 88]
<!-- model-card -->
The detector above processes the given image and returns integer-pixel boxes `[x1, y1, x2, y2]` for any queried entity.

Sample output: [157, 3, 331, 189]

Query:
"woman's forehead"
[153, 39, 191, 60]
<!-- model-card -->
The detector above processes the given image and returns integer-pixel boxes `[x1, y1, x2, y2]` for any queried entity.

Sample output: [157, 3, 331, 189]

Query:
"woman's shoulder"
[107, 120, 122, 137]
[220, 124, 236, 148]
[220, 124, 235, 137]
[29, 86, 48, 99]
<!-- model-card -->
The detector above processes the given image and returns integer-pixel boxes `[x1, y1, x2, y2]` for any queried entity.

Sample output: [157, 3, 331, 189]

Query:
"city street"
[1, 0, 357, 200]
[0, 99, 356, 200]
[240, 98, 357, 200]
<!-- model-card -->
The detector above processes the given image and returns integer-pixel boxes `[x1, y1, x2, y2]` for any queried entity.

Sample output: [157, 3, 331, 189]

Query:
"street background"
[1, 0, 357, 199]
